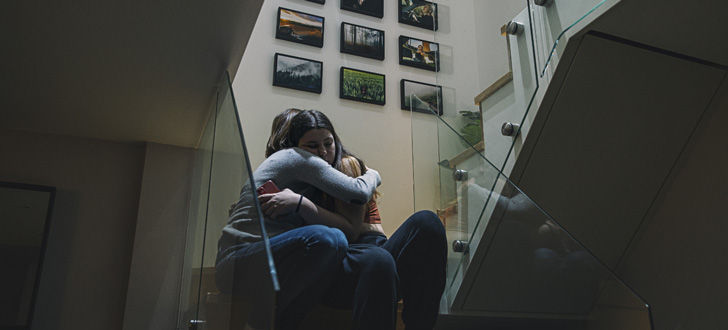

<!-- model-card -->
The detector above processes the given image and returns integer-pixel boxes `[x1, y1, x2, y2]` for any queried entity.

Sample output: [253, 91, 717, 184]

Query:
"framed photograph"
[340, 22, 385, 60]
[275, 7, 324, 48]
[399, 0, 438, 30]
[341, 0, 383, 18]
[400, 79, 443, 115]
[399, 35, 440, 72]
[340, 67, 385, 105]
[306, 0, 325, 4]
[273, 53, 323, 94]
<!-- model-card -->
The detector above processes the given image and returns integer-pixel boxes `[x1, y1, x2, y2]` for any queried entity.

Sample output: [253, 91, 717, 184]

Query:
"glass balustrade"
[410, 93, 652, 328]
[432, 1, 539, 176]
[411, 1, 650, 327]
[177, 72, 277, 330]
[529, 0, 610, 77]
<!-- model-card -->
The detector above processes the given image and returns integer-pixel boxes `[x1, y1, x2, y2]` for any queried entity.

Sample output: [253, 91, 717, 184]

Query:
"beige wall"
[0, 130, 145, 330]
[122, 143, 195, 330]
[232, 0, 439, 235]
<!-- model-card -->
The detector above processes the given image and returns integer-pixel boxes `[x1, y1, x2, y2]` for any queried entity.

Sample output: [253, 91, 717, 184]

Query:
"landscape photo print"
[275, 7, 325, 47]
[341, 22, 385, 60]
[399, 0, 438, 30]
[273, 53, 323, 93]
[341, 0, 384, 18]
[399, 36, 440, 71]
[340, 67, 385, 105]
[400, 79, 442, 115]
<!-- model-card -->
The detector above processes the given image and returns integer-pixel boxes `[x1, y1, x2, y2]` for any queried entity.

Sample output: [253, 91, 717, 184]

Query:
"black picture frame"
[399, 0, 438, 30]
[399, 35, 440, 72]
[400, 79, 443, 115]
[340, 67, 386, 105]
[340, 22, 385, 60]
[275, 7, 325, 48]
[306, 0, 325, 4]
[341, 0, 384, 18]
[273, 53, 323, 94]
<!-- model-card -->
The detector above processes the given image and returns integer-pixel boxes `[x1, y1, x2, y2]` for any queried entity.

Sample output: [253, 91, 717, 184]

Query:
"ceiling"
[0, 0, 263, 148]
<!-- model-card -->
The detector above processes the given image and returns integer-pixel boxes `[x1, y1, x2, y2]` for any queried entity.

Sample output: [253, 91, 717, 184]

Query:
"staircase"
[412, 0, 728, 329]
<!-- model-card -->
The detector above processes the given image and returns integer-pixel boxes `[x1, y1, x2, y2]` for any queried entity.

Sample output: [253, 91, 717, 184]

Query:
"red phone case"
[256, 180, 280, 195]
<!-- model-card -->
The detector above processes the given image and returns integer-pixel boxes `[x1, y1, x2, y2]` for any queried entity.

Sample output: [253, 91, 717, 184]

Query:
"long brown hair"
[265, 108, 302, 157]
[282, 110, 345, 168]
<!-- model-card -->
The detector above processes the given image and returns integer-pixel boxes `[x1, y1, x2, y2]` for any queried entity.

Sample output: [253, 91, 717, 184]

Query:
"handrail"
[474, 72, 513, 105]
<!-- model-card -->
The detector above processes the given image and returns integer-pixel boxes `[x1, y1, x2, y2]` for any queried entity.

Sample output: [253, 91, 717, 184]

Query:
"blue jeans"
[215, 225, 348, 329]
[216, 211, 446, 330]
[323, 210, 447, 330]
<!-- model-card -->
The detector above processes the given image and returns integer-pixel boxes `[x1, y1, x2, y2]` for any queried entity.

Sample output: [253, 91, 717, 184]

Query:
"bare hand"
[258, 188, 301, 219]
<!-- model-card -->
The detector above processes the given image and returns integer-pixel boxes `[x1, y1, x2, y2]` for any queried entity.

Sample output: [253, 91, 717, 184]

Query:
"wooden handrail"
[473, 72, 513, 105]
[443, 141, 485, 169]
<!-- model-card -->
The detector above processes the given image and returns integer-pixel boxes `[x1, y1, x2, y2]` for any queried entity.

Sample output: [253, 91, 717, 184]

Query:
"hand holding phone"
[256, 180, 280, 195]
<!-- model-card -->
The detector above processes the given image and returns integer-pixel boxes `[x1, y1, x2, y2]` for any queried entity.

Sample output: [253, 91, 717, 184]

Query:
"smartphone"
[256, 180, 280, 195]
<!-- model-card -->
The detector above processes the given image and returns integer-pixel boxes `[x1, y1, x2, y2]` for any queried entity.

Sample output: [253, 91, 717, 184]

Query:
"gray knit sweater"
[218, 148, 381, 254]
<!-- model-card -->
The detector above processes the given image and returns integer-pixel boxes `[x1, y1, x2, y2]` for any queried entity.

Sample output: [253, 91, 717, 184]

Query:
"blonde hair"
[339, 155, 380, 199]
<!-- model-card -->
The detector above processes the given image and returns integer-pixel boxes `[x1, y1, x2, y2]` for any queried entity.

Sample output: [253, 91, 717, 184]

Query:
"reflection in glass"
[410, 72, 652, 328]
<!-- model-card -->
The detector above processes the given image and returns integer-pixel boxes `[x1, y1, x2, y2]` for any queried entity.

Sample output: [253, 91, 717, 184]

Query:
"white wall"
[232, 0, 440, 234]
[0, 130, 145, 330]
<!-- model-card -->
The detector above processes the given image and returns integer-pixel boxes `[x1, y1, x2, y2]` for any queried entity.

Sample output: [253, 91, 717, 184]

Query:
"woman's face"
[297, 128, 336, 165]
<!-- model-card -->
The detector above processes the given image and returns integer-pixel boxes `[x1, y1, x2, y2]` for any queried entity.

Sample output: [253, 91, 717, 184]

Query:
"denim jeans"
[323, 210, 447, 330]
[215, 211, 446, 330]
[215, 224, 348, 329]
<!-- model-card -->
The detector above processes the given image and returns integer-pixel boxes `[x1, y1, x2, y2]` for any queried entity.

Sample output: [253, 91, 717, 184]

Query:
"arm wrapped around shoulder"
[288, 148, 381, 205]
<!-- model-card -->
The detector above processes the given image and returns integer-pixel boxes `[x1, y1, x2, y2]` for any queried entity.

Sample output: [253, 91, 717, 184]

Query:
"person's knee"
[305, 225, 348, 260]
[360, 247, 397, 279]
[410, 210, 446, 241]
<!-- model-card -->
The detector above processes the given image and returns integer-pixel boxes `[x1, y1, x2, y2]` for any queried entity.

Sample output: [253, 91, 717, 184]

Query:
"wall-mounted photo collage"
[269, 0, 442, 113]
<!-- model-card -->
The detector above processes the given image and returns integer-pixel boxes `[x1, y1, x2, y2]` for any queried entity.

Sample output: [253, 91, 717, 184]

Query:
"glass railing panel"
[424, 1, 541, 295]
[177, 72, 277, 329]
[411, 108, 443, 213]
[463, 172, 651, 323]
[529, 0, 608, 77]
[433, 2, 539, 174]
[408, 93, 500, 304]
[201, 72, 278, 330]
[479, 5, 539, 173]
[413, 106, 651, 328]
[176, 98, 215, 329]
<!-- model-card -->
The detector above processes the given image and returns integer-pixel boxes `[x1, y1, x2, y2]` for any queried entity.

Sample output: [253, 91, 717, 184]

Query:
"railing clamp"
[453, 169, 468, 181]
[534, 0, 552, 6]
[506, 21, 523, 35]
[453, 240, 470, 253]
[501, 122, 520, 137]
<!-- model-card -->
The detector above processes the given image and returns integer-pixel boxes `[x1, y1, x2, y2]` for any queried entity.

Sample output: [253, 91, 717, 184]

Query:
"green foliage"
[459, 110, 482, 145]
[342, 70, 385, 103]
